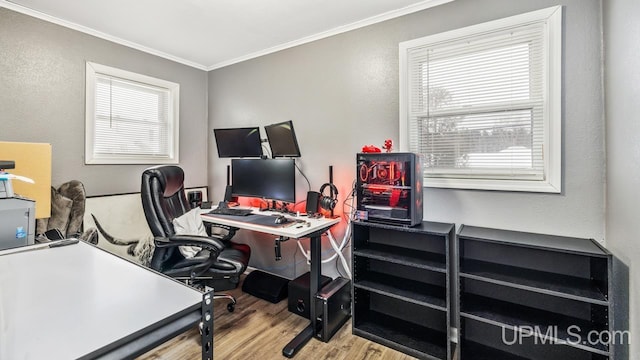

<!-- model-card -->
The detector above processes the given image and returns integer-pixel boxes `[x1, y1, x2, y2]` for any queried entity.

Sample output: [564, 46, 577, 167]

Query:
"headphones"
[319, 183, 338, 211]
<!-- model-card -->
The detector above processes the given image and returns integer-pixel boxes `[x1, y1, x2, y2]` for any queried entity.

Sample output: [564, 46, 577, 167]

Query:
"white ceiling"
[1, 0, 452, 70]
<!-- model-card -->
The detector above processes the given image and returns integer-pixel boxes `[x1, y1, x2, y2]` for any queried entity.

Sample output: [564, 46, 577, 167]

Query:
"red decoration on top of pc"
[383, 139, 393, 153]
[362, 139, 393, 153]
[361, 144, 381, 153]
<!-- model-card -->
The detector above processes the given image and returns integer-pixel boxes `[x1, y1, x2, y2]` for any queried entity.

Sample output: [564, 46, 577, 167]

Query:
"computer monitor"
[264, 120, 301, 158]
[231, 159, 296, 203]
[213, 127, 263, 158]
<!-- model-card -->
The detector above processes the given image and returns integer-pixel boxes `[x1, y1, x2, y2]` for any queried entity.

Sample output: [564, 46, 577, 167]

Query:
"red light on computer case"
[390, 188, 401, 207]
[359, 160, 406, 185]
[355, 152, 423, 227]
[366, 185, 388, 193]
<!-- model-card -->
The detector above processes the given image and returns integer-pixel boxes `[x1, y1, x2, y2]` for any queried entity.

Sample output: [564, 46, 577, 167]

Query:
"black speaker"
[224, 185, 237, 203]
[319, 183, 338, 211]
[288, 272, 332, 319]
[225, 165, 238, 204]
[305, 191, 320, 215]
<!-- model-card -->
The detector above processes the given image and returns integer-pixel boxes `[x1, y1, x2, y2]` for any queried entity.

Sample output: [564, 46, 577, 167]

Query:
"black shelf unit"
[457, 225, 613, 360]
[352, 221, 455, 360]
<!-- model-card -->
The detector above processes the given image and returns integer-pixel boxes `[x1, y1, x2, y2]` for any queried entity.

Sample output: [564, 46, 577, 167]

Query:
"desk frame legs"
[201, 291, 214, 360]
[283, 232, 322, 358]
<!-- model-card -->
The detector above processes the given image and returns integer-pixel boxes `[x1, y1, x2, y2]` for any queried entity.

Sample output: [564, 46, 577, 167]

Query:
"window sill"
[424, 177, 561, 193]
[85, 157, 179, 165]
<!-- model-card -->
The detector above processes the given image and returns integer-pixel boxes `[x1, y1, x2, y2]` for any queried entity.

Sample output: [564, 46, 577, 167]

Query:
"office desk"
[202, 209, 340, 358]
[0, 240, 213, 360]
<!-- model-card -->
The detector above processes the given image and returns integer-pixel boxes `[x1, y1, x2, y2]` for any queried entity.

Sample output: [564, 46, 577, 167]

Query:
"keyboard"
[208, 207, 253, 216]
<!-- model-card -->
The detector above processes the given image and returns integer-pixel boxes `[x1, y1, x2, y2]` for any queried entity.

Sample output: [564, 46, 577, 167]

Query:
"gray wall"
[0, 8, 209, 196]
[604, 0, 639, 355]
[208, 0, 605, 278]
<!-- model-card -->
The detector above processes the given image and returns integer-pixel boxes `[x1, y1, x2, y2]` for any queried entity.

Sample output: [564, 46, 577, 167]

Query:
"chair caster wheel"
[227, 303, 235, 312]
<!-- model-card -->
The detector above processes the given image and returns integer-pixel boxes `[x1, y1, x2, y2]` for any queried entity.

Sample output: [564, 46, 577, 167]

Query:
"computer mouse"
[274, 215, 287, 224]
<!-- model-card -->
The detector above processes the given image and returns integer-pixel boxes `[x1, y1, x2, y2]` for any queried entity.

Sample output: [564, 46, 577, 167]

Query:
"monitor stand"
[260, 200, 296, 215]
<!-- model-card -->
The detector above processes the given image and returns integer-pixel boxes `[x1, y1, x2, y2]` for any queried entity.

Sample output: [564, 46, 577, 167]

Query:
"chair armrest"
[154, 234, 225, 254]
[205, 223, 238, 241]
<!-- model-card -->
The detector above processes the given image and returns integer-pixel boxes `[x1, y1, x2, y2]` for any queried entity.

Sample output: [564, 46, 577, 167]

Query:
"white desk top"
[0, 241, 203, 360]
[201, 208, 340, 238]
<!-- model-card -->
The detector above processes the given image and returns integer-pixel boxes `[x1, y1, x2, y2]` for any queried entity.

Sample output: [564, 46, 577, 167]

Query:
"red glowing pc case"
[356, 152, 423, 227]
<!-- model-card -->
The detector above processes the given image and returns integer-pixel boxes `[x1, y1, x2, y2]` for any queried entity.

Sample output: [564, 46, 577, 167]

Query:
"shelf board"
[354, 220, 454, 237]
[458, 225, 608, 257]
[354, 311, 447, 360]
[460, 295, 610, 356]
[354, 272, 446, 311]
[353, 244, 446, 272]
[460, 259, 608, 305]
[461, 341, 529, 360]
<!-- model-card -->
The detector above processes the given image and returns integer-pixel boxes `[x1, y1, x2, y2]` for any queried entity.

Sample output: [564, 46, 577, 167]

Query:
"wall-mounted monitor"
[213, 127, 263, 158]
[231, 159, 296, 203]
[264, 120, 301, 158]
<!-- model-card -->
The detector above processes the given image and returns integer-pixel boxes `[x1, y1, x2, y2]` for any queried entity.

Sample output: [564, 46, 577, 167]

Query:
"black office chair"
[141, 165, 251, 312]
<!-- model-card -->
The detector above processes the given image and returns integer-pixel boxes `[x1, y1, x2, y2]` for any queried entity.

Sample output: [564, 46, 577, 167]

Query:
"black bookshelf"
[352, 221, 455, 360]
[457, 225, 614, 359]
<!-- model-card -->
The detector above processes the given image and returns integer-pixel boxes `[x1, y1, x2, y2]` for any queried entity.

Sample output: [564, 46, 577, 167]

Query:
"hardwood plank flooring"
[137, 276, 416, 360]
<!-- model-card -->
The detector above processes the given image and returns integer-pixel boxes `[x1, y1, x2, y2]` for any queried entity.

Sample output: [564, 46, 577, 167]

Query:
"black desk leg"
[282, 325, 314, 358]
[282, 233, 322, 358]
[201, 291, 214, 360]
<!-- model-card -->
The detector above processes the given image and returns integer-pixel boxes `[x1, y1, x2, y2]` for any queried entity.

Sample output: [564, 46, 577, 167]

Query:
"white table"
[201, 208, 340, 358]
[0, 240, 213, 360]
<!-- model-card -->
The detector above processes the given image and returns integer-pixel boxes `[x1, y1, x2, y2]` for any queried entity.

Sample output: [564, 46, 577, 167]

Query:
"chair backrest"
[141, 165, 191, 238]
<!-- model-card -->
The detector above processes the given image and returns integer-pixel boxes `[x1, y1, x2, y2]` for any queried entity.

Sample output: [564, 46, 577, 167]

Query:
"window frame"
[399, 6, 562, 193]
[85, 62, 180, 165]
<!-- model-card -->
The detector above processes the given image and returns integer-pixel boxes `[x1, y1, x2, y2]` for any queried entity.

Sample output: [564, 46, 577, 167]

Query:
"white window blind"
[399, 6, 562, 192]
[85, 62, 179, 164]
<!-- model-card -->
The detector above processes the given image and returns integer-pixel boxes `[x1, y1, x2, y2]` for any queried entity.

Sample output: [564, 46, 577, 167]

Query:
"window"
[399, 6, 562, 192]
[85, 62, 179, 164]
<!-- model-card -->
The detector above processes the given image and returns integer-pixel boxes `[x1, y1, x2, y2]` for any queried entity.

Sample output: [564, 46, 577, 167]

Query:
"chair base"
[214, 293, 236, 312]
[202, 276, 240, 292]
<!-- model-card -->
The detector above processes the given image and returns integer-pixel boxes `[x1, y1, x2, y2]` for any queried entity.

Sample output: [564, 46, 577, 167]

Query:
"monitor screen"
[213, 127, 263, 158]
[231, 159, 296, 203]
[264, 120, 301, 158]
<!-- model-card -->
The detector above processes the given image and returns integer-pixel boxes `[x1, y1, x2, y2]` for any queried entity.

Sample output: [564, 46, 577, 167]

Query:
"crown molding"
[1, 0, 454, 72]
[208, 0, 454, 70]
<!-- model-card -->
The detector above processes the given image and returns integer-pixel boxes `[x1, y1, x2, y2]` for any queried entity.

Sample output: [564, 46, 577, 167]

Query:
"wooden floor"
[137, 276, 416, 360]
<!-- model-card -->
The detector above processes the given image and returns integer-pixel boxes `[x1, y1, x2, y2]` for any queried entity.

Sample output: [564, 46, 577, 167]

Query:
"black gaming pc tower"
[355, 152, 423, 227]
